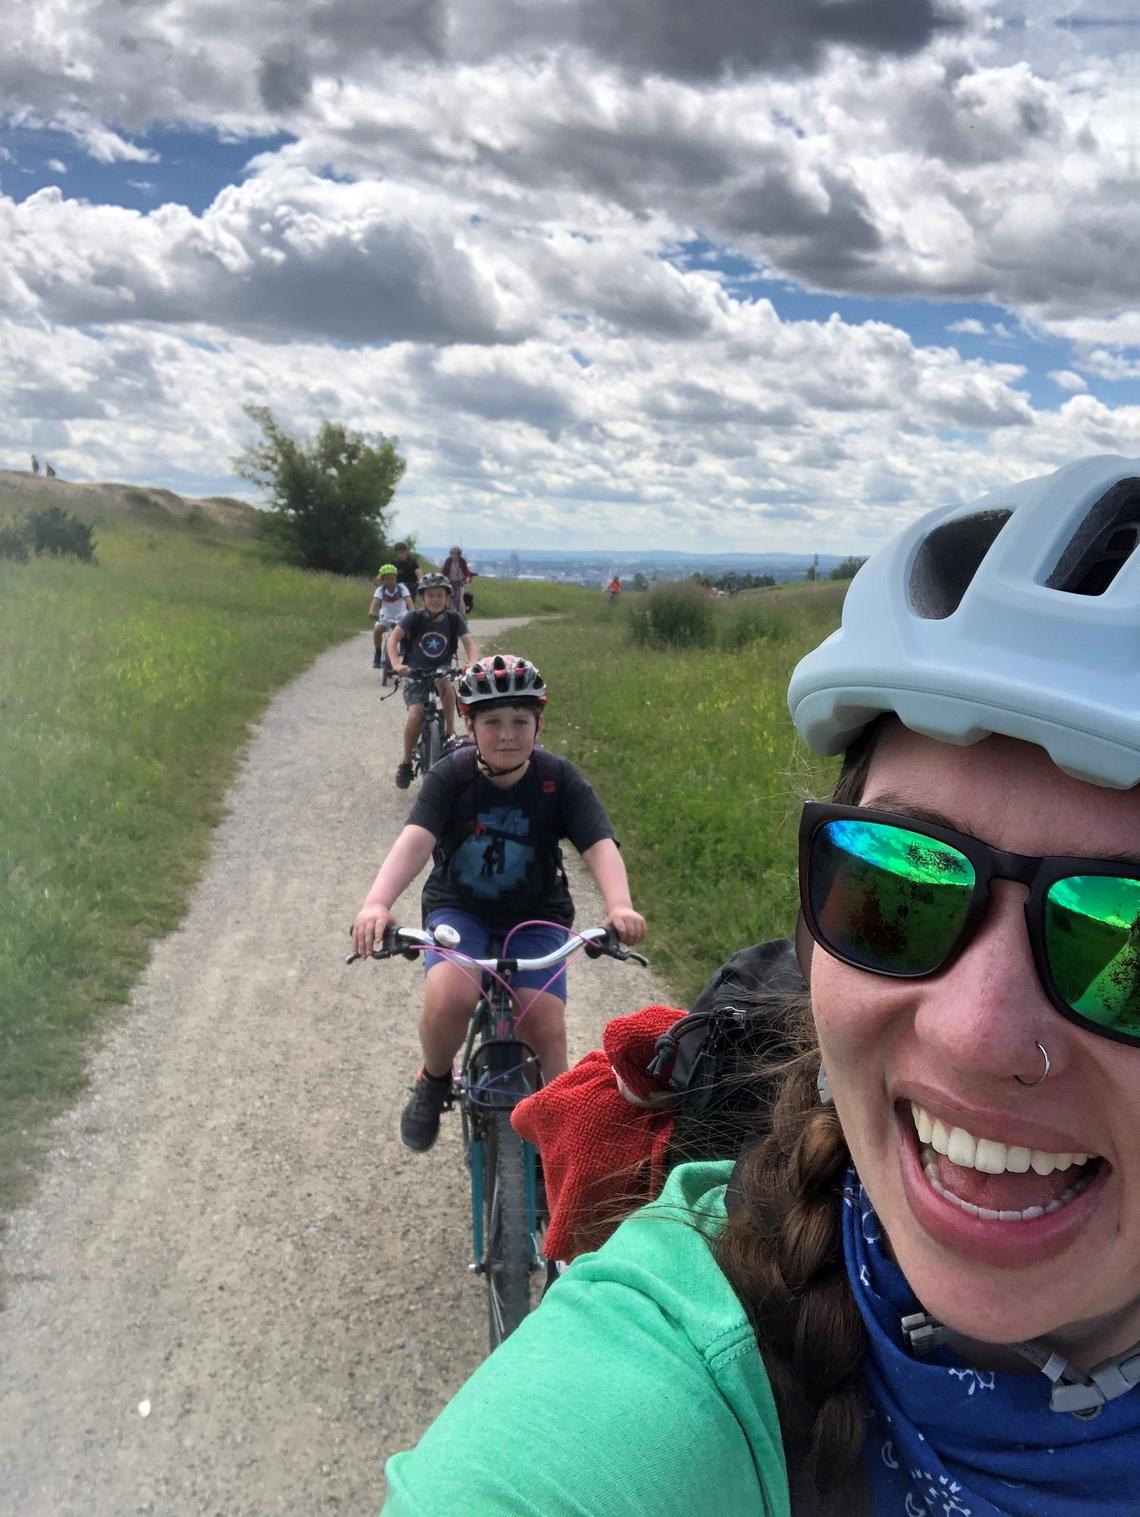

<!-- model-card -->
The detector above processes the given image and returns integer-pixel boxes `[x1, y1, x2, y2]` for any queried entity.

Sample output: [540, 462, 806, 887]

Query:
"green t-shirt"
[382, 1160, 790, 1517]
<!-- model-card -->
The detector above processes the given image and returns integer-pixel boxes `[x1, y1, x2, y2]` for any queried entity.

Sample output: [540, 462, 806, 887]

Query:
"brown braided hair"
[714, 718, 888, 1516]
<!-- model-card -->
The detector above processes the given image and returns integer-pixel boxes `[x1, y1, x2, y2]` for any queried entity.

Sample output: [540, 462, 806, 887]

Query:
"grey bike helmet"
[456, 655, 548, 714]
[418, 572, 451, 595]
[788, 455, 1140, 790]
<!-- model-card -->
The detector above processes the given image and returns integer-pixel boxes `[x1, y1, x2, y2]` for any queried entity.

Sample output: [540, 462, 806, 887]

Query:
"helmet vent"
[1046, 479, 1140, 597]
[908, 509, 1012, 620]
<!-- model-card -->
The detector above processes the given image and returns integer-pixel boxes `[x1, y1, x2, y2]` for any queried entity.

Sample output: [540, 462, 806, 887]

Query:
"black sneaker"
[372, 650, 384, 669]
[400, 1069, 451, 1152]
[395, 761, 414, 789]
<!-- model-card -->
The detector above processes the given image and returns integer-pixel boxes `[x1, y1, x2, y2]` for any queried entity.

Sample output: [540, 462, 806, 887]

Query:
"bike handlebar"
[400, 665, 461, 684]
[345, 923, 648, 970]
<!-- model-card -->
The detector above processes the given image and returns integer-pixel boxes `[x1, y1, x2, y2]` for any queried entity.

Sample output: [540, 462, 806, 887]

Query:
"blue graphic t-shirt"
[397, 608, 468, 671]
[407, 749, 615, 928]
[843, 1169, 1140, 1516]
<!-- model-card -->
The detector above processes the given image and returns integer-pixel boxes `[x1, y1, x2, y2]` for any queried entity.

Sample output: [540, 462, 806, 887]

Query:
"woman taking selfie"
[383, 454, 1140, 1516]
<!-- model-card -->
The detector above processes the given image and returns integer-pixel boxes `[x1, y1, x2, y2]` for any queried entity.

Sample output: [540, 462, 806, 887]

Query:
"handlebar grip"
[583, 925, 648, 965]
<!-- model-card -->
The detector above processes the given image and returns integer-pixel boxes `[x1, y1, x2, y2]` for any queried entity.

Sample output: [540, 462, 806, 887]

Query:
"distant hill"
[0, 470, 261, 539]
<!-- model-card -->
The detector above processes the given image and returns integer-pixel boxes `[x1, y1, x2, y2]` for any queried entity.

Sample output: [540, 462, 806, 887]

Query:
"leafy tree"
[631, 571, 649, 592]
[830, 555, 868, 581]
[234, 405, 406, 575]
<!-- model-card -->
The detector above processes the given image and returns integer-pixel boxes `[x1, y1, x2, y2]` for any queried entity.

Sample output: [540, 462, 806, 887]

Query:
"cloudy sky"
[2, 0, 1137, 552]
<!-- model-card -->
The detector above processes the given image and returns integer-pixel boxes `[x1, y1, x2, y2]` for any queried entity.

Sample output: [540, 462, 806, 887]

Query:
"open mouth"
[909, 1101, 1105, 1223]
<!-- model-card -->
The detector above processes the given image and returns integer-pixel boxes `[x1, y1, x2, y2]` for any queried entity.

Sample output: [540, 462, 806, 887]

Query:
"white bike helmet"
[788, 455, 1140, 790]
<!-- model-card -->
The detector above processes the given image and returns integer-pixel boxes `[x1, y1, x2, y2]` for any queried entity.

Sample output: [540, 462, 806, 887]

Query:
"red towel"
[511, 1004, 685, 1262]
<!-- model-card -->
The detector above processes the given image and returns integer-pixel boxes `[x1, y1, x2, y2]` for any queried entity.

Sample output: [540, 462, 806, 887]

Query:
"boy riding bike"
[387, 573, 478, 789]
[368, 564, 414, 670]
[350, 654, 646, 1151]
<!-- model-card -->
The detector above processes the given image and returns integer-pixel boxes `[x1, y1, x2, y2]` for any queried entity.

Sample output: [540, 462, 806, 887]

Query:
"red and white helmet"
[456, 654, 548, 714]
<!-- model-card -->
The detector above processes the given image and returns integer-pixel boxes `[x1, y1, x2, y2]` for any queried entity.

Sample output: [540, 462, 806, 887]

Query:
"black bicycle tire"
[424, 712, 443, 771]
[416, 705, 436, 776]
[483, 1107, 532, 1348]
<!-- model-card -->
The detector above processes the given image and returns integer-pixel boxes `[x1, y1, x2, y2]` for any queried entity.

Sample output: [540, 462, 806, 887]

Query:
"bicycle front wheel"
[482, 1108, 532, 1349]
[422, 713, 443, 772]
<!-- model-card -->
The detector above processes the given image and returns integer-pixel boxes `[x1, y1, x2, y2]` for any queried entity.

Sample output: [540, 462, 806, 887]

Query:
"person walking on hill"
[368, 565, 414, 670]
[387, 574, 477, 789]
[606, 575, 622, 605]
[380, 454, 1140, 1517]
[351, 653, 646, 1152]
[30, 454, 39, 476]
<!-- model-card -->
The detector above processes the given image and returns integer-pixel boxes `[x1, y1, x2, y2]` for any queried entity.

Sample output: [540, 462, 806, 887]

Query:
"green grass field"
[487, 582, 847, 1002]
[465, 577, 594, 617]
[0, 498, 377, 1211]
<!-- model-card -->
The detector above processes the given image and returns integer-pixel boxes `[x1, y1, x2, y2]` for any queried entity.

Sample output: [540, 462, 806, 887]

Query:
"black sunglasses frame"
[798, 800, 1140, 1050]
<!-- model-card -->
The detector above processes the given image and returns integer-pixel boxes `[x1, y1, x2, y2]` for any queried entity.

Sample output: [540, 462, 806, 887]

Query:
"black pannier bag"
[646, 938, 808, 1167]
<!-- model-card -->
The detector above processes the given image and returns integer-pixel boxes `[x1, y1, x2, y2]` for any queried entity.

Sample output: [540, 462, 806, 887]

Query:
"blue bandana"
[842, 1170, 1140, 1515]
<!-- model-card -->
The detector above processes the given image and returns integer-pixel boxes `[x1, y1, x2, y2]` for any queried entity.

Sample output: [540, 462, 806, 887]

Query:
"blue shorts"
[423, 909, 570, 1001]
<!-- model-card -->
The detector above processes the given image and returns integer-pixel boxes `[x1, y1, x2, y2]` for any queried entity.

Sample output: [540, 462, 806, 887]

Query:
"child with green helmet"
[367, 564, 413, 671]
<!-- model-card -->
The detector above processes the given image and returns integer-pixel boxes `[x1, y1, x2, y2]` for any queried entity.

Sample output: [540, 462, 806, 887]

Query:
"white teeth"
[946, 1128, 976, 1167]
[974, 1138, 1007, 1175]
[910, 1102, 1096, 1178]
[922, 1154, 1095, 1222]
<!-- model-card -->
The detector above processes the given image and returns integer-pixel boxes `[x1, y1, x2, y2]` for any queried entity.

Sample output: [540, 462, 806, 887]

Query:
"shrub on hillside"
[719, 602, 787, 650]
[0, 507, 97, 563]
[26, 505, 97, 561]
[0, 521, 29, 561]
[627, 582, 715, 649]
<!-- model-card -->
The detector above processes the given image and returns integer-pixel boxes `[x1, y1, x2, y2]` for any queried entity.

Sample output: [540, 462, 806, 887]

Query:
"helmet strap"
[474, 746, 529, 780]
[902, 1311, 1140, 1416]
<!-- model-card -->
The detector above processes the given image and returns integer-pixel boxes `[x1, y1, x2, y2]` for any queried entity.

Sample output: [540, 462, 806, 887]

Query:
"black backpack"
[645, 939, 807, 1167]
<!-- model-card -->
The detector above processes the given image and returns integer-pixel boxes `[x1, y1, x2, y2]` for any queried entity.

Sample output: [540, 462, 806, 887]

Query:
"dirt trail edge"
[0, 620, 675, 1517]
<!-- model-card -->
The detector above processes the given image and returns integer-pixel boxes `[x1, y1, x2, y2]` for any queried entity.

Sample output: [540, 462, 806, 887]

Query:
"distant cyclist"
[368, 565, 414, 670]
[387, 573, 478, 790]
[351, 654, 646, 1151]
[606, 575, 622, 605]
[392, 542, 420, 596]
[440, 545, 473, 610]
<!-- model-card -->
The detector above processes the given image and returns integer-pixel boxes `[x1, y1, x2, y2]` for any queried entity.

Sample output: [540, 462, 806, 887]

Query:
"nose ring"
[1014, 1041, 1050, 1088]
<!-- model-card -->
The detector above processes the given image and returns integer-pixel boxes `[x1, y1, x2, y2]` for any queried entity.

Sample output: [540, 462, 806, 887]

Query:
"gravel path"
[0, 620, 673, 1517]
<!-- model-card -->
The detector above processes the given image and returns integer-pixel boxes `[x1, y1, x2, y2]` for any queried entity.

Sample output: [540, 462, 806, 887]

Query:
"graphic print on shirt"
[378, 587, 407, 622]
[416, 625, 452, 663]
[449, 807, 533, 901]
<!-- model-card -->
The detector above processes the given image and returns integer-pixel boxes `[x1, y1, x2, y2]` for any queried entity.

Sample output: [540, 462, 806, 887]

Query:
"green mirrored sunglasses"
[799, 801, 1140, 1048]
